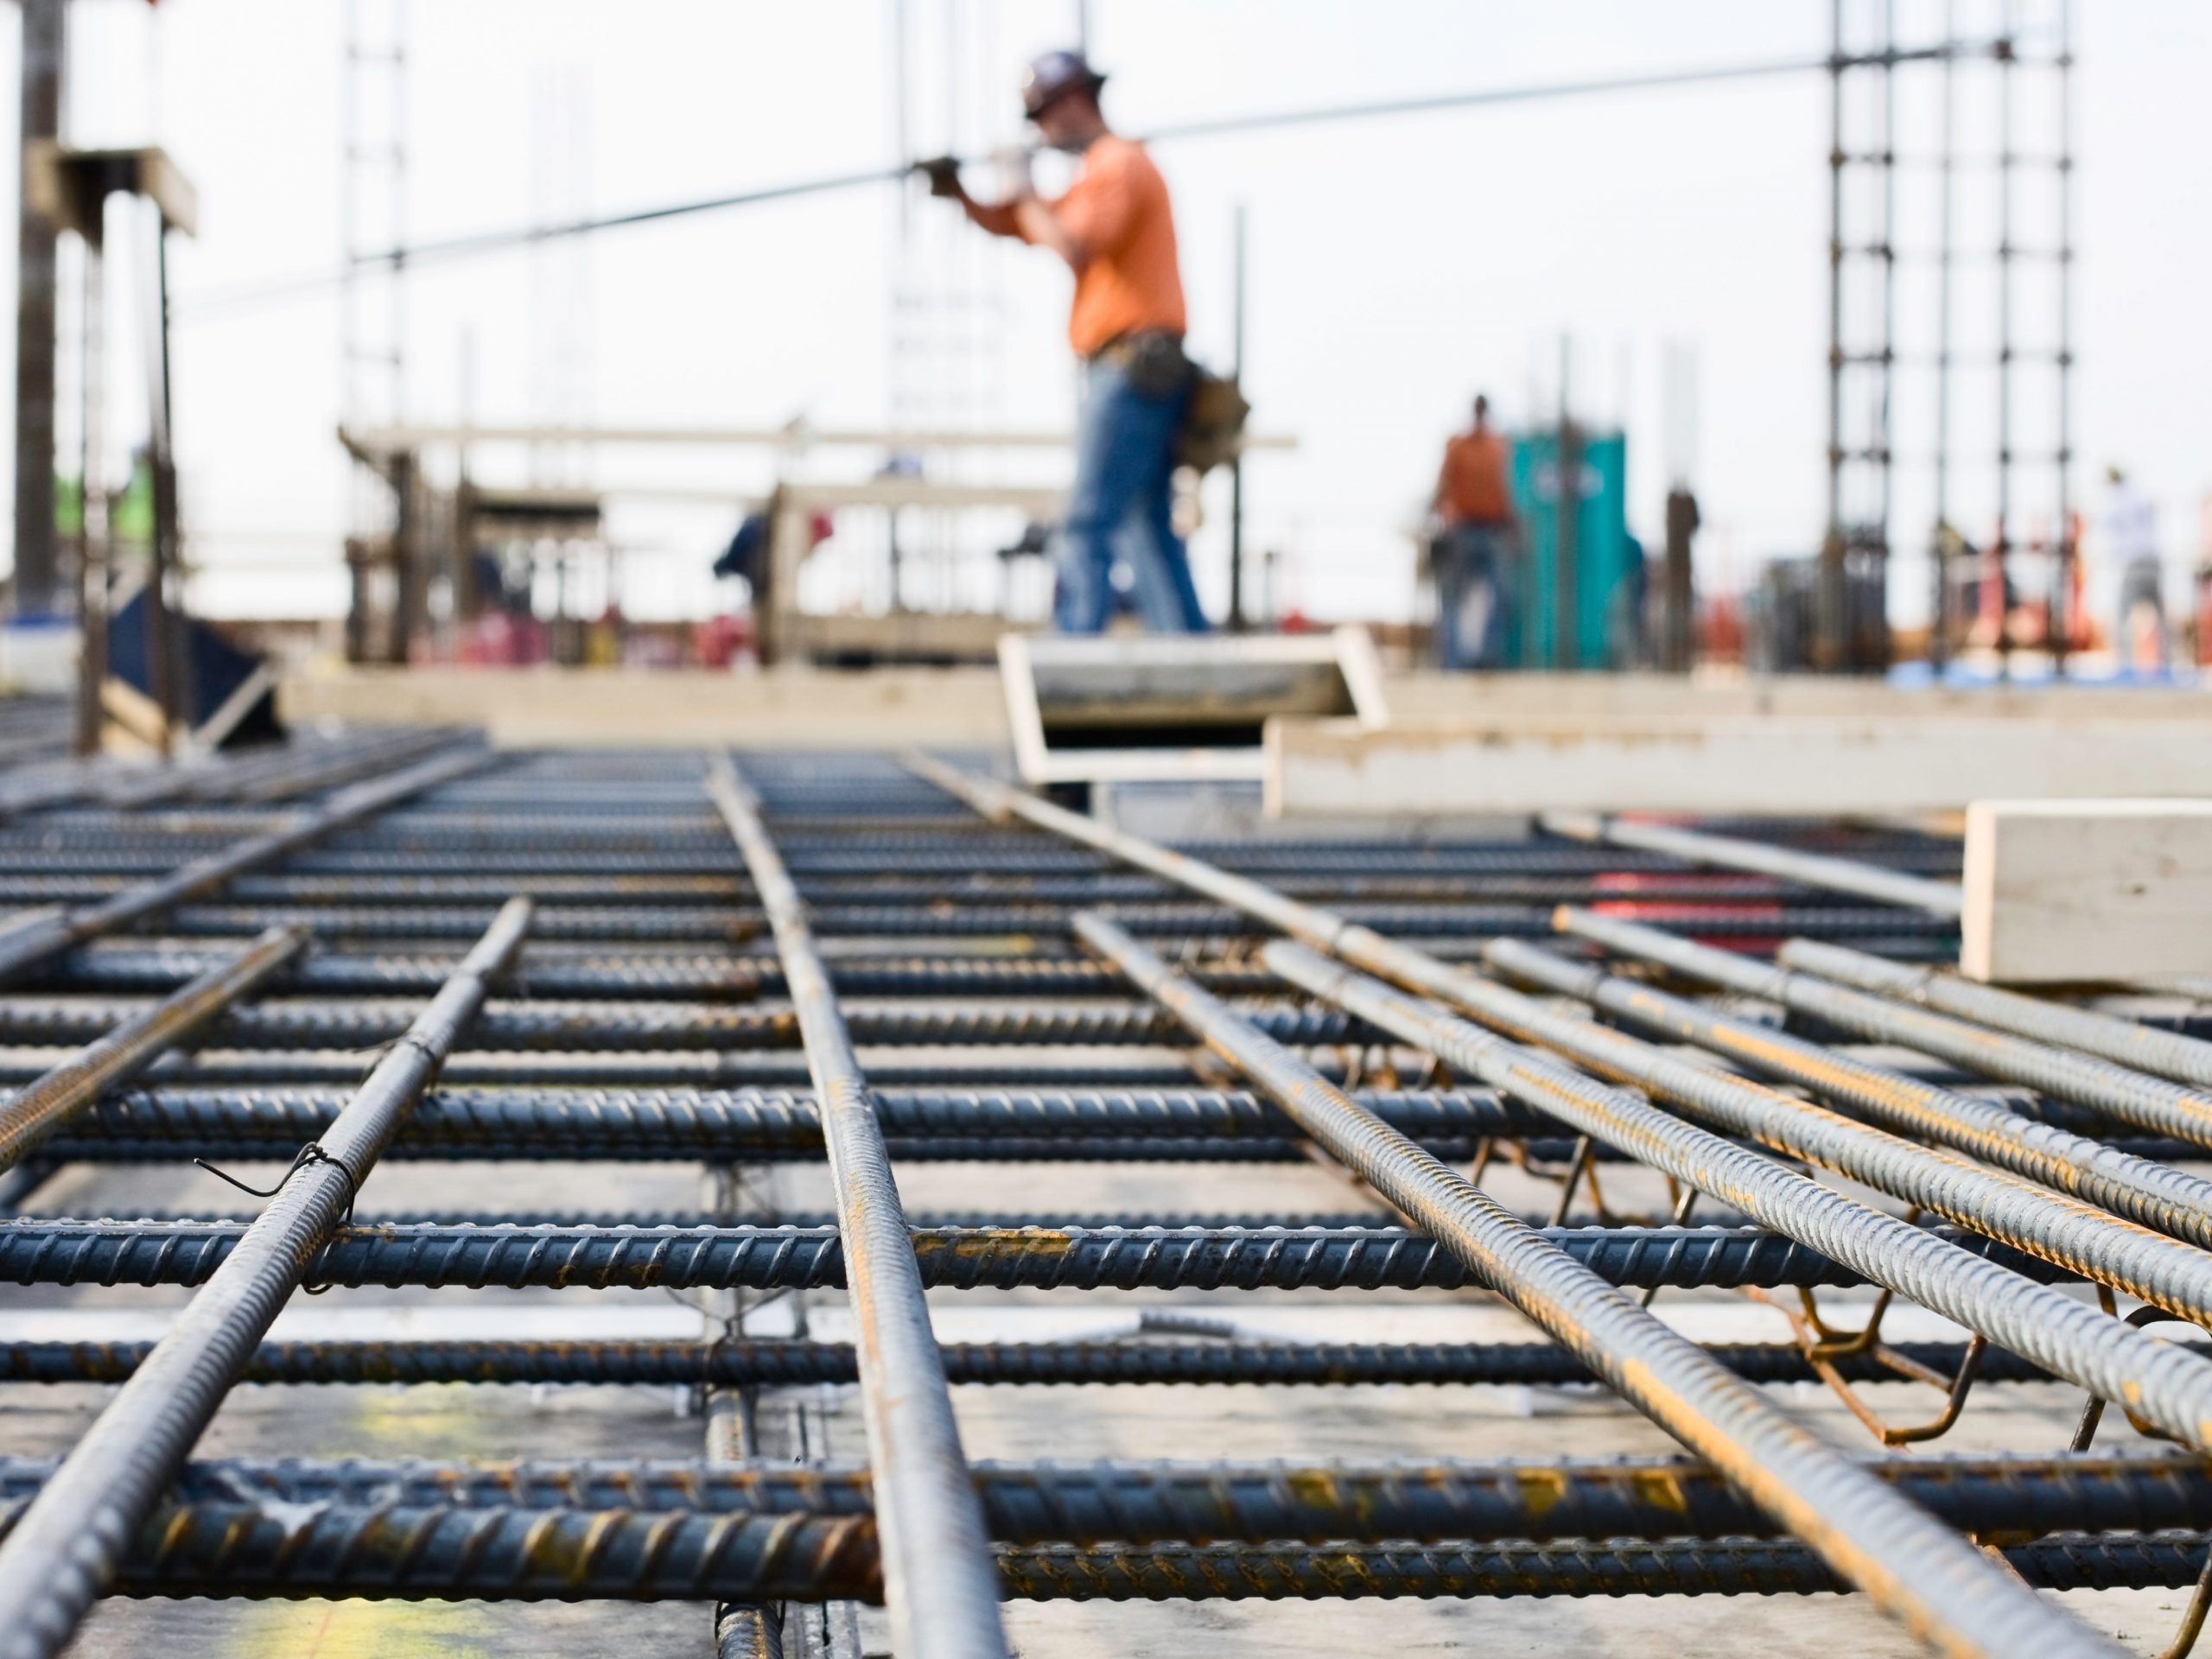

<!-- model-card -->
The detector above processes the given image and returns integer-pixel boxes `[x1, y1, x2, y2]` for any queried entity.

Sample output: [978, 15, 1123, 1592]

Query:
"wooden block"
[1962, 800, 2212, 983]
[1265, 716, 2212, 818]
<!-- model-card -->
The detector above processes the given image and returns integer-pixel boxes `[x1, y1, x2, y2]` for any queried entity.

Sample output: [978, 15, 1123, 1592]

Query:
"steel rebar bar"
[0, 925, 307, 1173]
[0, 897, 531, 1659]
[1267, 938, 2212, 1427]
[706, 754, 1007, 1659]
[1070, 911, 2110, 1658]
[1558, 907, 2212, 1150]
[1538, 810, 1965, 916]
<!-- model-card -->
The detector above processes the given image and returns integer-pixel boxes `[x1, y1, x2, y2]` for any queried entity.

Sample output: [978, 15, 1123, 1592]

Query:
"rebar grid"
[0, 738, 2204, 1659]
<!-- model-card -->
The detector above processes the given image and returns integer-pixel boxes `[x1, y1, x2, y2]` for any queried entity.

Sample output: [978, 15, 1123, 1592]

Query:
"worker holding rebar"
[922, 49, 1207, 634]
[1429, 394, 1520, 669]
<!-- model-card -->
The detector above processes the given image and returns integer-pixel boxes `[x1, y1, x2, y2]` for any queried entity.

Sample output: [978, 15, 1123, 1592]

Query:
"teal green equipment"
[1507, 429, 1631, 669]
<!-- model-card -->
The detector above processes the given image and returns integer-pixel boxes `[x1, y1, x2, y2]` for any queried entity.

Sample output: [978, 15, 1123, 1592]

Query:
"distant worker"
[2105, 464, 2167, 672]
[923, 49, 1206, 634]
[1429, 395, 1520, 669]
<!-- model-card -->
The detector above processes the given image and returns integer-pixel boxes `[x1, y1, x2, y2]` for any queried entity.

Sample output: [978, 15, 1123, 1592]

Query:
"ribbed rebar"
[53, 1084, 1525, 1152]
[0, 1218, 1980, 1291]
[707, 754, 1007, 1659]
[0, 1450, 2200, 1546]
[1069, 911, 2109, 1659]
[0, 899, 531, 1659]
[1560, 906, 2212, 1150]
[1268, 938, 2212, 1442]
[0, 927, 308, 1173]
[1783, 936, 2212, 1091]
[0, 1335, 2050, 1389]
[0, 993, 1361, 1052]
[1487, 935, 2212, 1250]
[0, 747, 490, 987]
[0, 1500, 2190, 1603]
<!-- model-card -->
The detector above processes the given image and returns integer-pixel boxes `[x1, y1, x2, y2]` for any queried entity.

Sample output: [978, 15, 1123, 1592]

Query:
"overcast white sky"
[20, 0, 2212, 629]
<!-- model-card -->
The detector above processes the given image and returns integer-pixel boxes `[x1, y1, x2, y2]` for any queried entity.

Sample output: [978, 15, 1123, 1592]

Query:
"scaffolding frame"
[1822, 1, 2075, 674]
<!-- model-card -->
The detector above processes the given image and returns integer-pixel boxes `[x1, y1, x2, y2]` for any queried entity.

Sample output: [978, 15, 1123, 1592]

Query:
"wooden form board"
[1264, 715, 2212, 818]
[1962, 800, 2212, 983]
[278, 666, 1012, 750]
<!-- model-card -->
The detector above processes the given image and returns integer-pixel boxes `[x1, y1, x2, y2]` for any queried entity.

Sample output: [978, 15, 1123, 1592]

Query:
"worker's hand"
[916, 156, 964, 200]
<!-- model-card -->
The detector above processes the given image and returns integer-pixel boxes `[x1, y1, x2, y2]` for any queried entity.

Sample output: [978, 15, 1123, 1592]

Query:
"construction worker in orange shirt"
[923, 49, 1207, 634]
[1430, 393, 1521, 669]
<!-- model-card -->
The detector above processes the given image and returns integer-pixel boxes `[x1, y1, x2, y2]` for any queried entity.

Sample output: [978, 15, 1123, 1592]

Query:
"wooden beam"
[1265, 715, 2212, 818]
[1962, 800, 2212, 984]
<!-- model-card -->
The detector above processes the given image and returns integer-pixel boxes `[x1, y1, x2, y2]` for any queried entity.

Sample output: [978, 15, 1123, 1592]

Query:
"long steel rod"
[0, 1450, 2199, 1546]
[0, 897, 531, 1659]
[1266, 938, 2212, 1430]
[0, 925, 308, 1173]
[1071, 912, 2112, 1658]
[0, 1335, 2048, 1389]
[706, 754, 1007, 1659]
[0, 1218, 2036, 1292]
[1484, 934, 2212, 1249]
[1782, 936, 2212, 1090]
[0, 746, 488, 986]
[1538, 810, 1965, 915]
[0, 1500, 2190, 1604]
[1559, 907, 2212, 1148]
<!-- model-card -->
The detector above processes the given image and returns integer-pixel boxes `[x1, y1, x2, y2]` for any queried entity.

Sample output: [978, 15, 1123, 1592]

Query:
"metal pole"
[1227, 203, 1247, 632]
[1931, 0, 1955, 672]
[705, 754, 1008, 1659]
[0, 924, 306, 1173]
[11, 0, 63, 618]
[1821, 0, 1847, 671]
[1554, 334, 1579, 669]
[2052, 0, 2075, 673]
[0, 899, 531, 1659]
[71, 240, 105, 756]
[1072, 910, 2120, 1658]
[1536, 809, 1964, 915]
[1995, 0, 2015, 678]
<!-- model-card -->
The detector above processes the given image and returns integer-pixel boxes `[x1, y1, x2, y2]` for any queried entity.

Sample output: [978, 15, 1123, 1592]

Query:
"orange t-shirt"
[1022, 137, 1186, 358]
[1439, 429, 1513, 526]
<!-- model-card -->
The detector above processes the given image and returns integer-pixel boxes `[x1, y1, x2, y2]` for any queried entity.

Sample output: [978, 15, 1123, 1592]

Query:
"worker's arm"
[1012, 196, 1087, 269]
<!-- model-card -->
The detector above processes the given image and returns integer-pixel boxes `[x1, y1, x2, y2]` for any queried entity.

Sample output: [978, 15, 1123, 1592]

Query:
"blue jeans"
[1435, 523, 1514, 669]
[1054, 354, 1207, 633]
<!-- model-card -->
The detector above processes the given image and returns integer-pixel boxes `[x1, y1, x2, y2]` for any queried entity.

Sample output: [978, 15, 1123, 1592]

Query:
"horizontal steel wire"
[56, 1085, 1526, 1150]
[0, 1336, 2050, 1389]
[137, 900, 1948, 944]
[0, 1219, 2003, 1290]
[0, 995, 1369, 1052]
[1, 1450, 2201, 1546]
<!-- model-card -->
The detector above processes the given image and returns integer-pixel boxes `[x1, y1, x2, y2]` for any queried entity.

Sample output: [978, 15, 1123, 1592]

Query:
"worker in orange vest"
[923, 50, 1206, 634]
[1430, 394, 1521, 669]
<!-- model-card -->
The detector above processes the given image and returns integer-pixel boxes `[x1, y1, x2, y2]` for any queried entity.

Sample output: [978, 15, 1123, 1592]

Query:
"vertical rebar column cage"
[1822, 2, 2075, 675]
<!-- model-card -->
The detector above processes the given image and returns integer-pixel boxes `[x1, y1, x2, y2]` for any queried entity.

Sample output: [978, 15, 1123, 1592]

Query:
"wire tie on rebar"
[193, 1141, 361, 1230]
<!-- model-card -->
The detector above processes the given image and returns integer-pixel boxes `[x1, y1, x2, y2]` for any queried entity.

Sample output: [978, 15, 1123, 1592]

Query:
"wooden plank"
[1962, 800, 2212, 984]
[277, 665, 1010, 750]
[1265, 715, 2212, 818]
